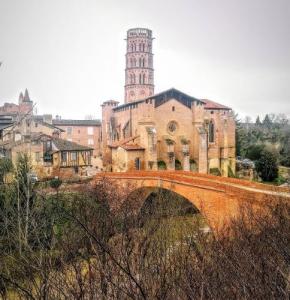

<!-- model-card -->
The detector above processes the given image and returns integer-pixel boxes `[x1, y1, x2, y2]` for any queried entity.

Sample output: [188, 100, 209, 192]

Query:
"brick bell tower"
[124, 28, 154, 103]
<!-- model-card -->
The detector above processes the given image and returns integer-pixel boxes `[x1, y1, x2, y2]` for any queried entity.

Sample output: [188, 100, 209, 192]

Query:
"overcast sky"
[0, 0, 289, 120]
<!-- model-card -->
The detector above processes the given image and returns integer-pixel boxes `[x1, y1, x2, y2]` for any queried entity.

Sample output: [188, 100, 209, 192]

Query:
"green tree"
[255, 149, 278, 181]
[246, 144, 264, 161]
[263, 114, 272, 129]
[234, 113, 247, 157]
[255, 116, 262, 125]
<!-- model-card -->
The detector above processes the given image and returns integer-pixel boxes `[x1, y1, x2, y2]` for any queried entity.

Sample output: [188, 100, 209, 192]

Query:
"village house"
[0, 103, 93, 179]
[52, 118, 102, 168]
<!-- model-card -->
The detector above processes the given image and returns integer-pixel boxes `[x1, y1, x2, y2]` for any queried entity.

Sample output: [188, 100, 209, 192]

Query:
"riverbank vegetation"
[236, 113, 290, 183]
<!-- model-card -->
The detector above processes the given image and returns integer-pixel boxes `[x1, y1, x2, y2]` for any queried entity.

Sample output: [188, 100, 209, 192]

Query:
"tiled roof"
[52, 138, 93, 151]
[52, 119, 101, 126]
[40, 120, 65, 132]
[202, 99, 231, 110]
[113, 88, 205, 112]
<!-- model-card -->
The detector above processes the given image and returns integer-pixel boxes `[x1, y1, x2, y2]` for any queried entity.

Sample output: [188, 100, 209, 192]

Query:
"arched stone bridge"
[95, 171, 290, 232]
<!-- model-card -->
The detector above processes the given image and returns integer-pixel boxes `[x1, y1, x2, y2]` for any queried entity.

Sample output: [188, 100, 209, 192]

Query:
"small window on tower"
[172, 106, 175, 112]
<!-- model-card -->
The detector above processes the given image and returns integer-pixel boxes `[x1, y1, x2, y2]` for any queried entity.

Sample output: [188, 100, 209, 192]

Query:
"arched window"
[209, 120, 215, 143]
[139, 57, 142, 67]
[143, 58, 146, 66]
[143, 73, 146, 84]
[139, 73, 142, 84]
[133, 73, 136, 84]
[133, 57, 136, 67]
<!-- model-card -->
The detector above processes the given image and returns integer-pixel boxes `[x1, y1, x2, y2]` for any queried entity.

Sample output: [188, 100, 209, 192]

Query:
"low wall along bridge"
[95, 171, 290, 232]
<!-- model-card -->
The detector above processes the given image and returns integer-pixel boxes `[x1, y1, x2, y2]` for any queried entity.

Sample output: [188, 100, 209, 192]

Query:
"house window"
[209, 120, 215, 143]
[172, 106, 175, 111]
[71, 152, 77, 161]
[87, 127, 94, 135]
[135, 157, 141, 170]
[67, 127, 72, 135]
[88, 138, 94, 145]
[61, 152, 67, 162]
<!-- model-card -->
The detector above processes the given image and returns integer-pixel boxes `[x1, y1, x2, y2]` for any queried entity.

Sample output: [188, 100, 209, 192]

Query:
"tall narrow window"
[71, 152, 77, 161]
[61, 151, 67, 162]
[88, 127, 94, 135]
[139, 73, 142, 84]
[209, 120, 215, 143]
[143, 73, 146, 84]
[135, 157, 141, 170]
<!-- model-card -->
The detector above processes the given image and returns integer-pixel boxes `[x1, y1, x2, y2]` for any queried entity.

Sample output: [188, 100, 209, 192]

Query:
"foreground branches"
[0, 177, 289, 299]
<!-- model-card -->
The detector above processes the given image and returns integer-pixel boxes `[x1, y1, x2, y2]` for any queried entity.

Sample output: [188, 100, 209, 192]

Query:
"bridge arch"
[95, 171, 290, 233]
[126, 186, 211, 231]
[104, 176, 238, 231]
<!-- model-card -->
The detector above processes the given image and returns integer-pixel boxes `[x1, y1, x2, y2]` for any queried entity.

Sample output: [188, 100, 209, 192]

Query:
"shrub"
[210, 168, 221, 176]
[175, 159, 182, 170]
[49, 178, 63, 190]
[0, 158, 13, 183]
[157, 160, 167, 170]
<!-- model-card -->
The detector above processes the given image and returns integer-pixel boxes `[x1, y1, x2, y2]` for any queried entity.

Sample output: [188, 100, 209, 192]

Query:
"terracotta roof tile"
[202, 99, 231, 110]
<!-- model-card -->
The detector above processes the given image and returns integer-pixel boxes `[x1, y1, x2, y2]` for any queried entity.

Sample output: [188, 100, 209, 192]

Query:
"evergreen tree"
[263, 114, 272, 128]
[255, 116, 262, 125]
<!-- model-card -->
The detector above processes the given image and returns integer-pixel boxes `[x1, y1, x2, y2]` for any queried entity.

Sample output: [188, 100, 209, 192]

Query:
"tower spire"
[18, 92, 24, 104]
[24, 88, 31, 102]
[124, 28, 154, 103]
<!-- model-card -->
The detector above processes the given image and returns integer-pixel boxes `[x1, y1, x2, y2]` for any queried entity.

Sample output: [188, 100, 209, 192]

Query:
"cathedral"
[101, 28, 236, 176]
